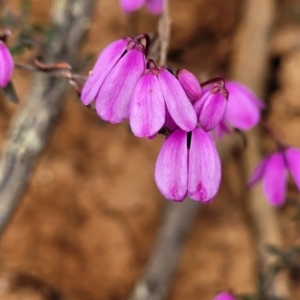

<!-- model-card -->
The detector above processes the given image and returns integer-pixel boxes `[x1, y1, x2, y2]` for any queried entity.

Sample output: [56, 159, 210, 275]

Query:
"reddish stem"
[135, 33, 151, 57]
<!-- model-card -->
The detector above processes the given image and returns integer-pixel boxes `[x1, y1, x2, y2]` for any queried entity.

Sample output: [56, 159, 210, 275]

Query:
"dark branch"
[0, 0, 95, 236]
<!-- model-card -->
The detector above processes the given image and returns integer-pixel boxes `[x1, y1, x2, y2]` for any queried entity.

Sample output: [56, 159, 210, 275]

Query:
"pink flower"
[215, 81, 265, 138]
[120, 0, 162, 14]
[0, 40, 13, 88]
[248, 147, 300, 206]
[81, 36, 147, 123]
[194, 81, 228, 132]
[129, 62, 197, 137]
[213, 291, 236, 300]
[176, 69, 202, 103]
[155, 127, 221, 203]
[153, 78, 229, 202]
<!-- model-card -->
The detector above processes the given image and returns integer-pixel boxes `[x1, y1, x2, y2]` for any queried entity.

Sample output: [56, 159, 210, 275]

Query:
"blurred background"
[0, 0, 300, 299]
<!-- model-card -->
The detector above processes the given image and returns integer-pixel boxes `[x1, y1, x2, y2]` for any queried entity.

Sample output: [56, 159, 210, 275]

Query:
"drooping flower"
[81, 35, 147, 123]
[153, 77, 229, 202]
[248, 147, 300, 206]
[213, 291, 236, 300]
[155, 127, 221, 203]
[0, 40, 13, 88]
[215, 81, 265, 138]
[194, 80, 228, 132]
[176, 69, 202, 103]
[120, 0, 162, 14]
[129, 61, 197, 137]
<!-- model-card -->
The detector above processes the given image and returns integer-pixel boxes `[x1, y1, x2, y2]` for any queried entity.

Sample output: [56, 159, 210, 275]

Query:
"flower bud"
[176, 69, 201, 102]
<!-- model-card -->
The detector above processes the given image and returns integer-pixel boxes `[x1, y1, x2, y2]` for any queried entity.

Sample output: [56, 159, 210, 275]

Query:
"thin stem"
[158, 0, 171, 66]
[146, 59, 158, 69]
[136, 33, 151, 57]
[200, 76, 225, 88]
[230, 0, 290, 297]
[260, 121, 285, 150]
[14, 62, 87, 81]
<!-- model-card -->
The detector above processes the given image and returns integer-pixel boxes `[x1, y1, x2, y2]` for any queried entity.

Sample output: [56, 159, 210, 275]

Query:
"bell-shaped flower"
[155, 127, 221, 203]
[248, 147, 300, 206]
[194, 81, 228, 132]
[215, 81, 265, 138]
[120, 0, 162, 14]
[81, 35, 147, 123]
[0, 40, 13, 88]
[176, 69, 201, 103]
[213, 291, 236, 300]
[129, 61, 197, 137]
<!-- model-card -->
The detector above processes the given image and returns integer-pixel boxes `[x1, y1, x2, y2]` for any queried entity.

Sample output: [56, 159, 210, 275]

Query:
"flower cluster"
[81, 34, 264, 203]
[120, 0, 162, 14]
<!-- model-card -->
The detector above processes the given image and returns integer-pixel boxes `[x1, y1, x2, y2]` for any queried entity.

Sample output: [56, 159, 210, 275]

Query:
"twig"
[128, 134, 242, 300]
[14, 62, 87, 81]
[230, 0, 290, 298]
[158, 0, 171, 66]
[0, 0, 95, 236]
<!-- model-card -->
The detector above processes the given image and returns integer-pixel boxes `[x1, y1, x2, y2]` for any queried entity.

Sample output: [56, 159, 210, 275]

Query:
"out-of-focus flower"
[215, 81, 265, 138]
[155, 127, 221, 203]
[81, 36, 147, 123]
[194, 82, 228, 132]
[176, 69, 202, 103]
[129, 61, 197, 137]
[0, 40, 13, 88]
[248, 147, 300, 206]
[120, 0, 162, 14]
[213, 291, 236, 300]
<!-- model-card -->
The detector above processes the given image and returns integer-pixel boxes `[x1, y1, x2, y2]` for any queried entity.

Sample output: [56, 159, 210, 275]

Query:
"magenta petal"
[155, 129, 188, 201]
[225, 81, 263, 130]
[188, 127, 221, 203]
[285, 147, 300, 191]
[199, 92, 227, 131]
[164, 106, 179, 132]
[225, 81, 264, 130]
[158, 69, 197, 132]
[130, 73, 165, 137]
[96, 48, 145, 123]
[177, 69, 201, 102]
[263, 152, 287, 206]
[193, 86, 210, 116]
[248, 156, 269, 188]
[213, 292, 236, 300]
[120, 0, 144, 12]
[0, 41, 13, 88]
[145, 0, 163, 14]
[81, 39, 128, 105]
